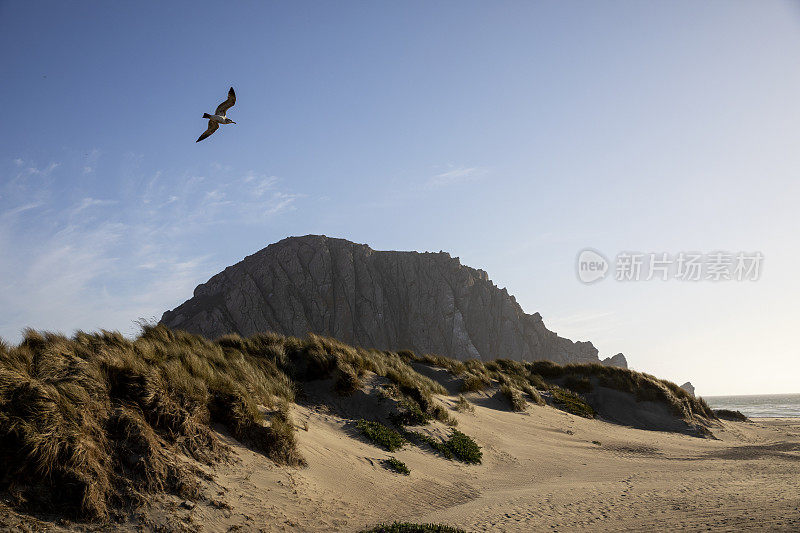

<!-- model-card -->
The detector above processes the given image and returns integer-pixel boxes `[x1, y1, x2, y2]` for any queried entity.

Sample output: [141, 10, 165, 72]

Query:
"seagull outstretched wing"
[215, 87, 236, 117]
[196, 119, 219, 142]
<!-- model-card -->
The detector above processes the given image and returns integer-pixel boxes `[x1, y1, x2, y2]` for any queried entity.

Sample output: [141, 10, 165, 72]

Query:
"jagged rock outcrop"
[681, 382, 696, 397]
[161, 235, 628, 366]
[602, 353, 628, 368]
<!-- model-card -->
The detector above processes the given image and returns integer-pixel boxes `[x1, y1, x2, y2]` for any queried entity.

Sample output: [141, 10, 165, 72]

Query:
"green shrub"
[446, 430, 482, 464]
[383, 456, 410, 475]
[356, 420, 405, 451]
[400, 429, 481, 464]
[500, 385, 526, 411]
[551, 387, 595, 418]
[361, 523, 466, 533]
[391, 400, 431, 426]
[401, 429, 454, 459]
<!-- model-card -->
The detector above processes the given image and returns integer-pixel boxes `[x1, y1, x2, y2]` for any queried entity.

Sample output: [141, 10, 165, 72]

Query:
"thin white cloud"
[1, 202, 43, 218]
[71, 197, 117, 214]
[265, 191, 300, 215]
[0, 157, 303, 342]
[246, 173, 279, 197]
[27, 162, 60, 176]
[426, 166, 485, 188]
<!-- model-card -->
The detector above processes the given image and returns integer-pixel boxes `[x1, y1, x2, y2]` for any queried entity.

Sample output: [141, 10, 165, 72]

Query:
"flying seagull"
[197, 87, 237, 142]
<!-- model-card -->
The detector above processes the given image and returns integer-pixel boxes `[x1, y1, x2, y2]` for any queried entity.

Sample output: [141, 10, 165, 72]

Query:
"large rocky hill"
[160, 235, 627, 367]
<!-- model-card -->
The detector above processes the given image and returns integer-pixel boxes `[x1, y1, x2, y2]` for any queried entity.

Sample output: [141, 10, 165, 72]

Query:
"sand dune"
[27, 390, 791, 532]
[206, 409, 799, 532]
[2, 330, 797, 532]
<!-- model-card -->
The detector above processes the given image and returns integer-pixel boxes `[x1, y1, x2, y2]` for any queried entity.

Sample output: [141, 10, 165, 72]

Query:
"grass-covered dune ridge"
[416, 354, 715, 421]
[0, 325, 715, 523]
[0, 325, 449, 521]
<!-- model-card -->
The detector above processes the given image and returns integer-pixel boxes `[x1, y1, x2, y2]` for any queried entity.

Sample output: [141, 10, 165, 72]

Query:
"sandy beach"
[94, 392, 800, 532]
[0, 335, 796, 533]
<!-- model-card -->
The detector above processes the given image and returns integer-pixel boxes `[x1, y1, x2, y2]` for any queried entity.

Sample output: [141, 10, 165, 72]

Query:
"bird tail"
[202, 113, 212, 119]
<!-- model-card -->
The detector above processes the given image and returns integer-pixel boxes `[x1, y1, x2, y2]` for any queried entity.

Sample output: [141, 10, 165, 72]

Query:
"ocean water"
[705, 393, 800, 418]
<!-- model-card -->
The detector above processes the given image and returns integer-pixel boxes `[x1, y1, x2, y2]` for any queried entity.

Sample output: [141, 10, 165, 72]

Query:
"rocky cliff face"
[161, 235, 627, 366]
[602, 353, 628, 368]
[681, 382, 696, 397]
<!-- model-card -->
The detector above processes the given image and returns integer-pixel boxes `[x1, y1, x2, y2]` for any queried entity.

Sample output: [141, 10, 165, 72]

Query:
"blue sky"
[1, 1, 799, 395]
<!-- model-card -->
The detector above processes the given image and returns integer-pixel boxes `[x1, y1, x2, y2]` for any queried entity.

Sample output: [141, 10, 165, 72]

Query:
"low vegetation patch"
[383, 456, 410, 475]
[401, 429, 454, 459]
[446, 430, 482, 464]
[391, 400, 431, 426]
[714, 409, 749, 422]
[551, 387, 595, 418]
[356, 420, 406, 451]
[361, 522, 466, 533]
[399, 428, 482, 464]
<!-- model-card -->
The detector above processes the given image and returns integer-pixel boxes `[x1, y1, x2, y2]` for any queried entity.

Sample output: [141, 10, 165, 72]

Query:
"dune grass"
[453, 395, 474, 413]
[550, 387, 596, 419]
[714, 409, 749, 421]
[562, 375, 593, 394]
[0, 326, 314, 520]
[461, 373, 491, 392]
[527, 361, 715, 419]
[0, 325, 450, 521]
[500, 384, 527, 412]
[415, 355, 715, 421]
[522, 384, 545, 406]
[0, 324, 713, 523]
[391, 400, 432, 426]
